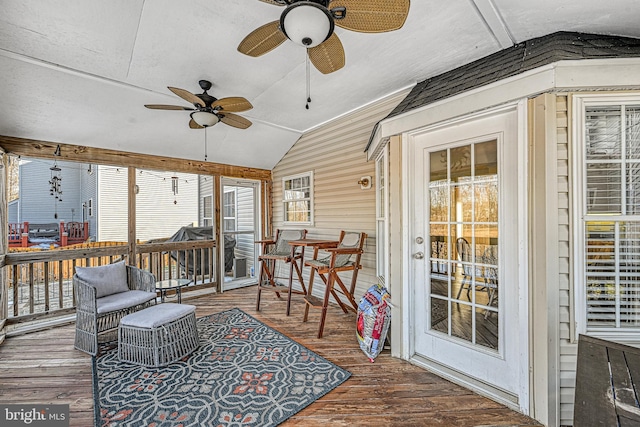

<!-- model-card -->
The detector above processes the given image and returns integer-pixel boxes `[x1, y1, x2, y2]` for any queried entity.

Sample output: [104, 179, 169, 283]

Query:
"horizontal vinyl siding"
[235, 187, 256, 262]
[97, 166, 128, 242]
[135, 170, 199, 242]
[199, 175, 214, 227]
[98, 168, 200, 242]
[8, 200, 18, 223]
[80, 163, 98, 241]
[557, 95, 576, 426]
[272, 90, 409, 302]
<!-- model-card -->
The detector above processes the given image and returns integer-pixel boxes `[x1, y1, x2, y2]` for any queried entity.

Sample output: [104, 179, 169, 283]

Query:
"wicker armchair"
[74, 262, 157, 355]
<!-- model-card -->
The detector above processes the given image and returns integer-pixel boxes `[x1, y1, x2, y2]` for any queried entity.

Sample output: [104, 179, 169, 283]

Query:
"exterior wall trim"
[368, 58, 640, 158]
[529, 94, 561, 427]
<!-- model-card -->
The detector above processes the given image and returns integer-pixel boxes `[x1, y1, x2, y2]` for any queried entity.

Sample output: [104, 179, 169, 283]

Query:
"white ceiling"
[1, 0, 639, 170]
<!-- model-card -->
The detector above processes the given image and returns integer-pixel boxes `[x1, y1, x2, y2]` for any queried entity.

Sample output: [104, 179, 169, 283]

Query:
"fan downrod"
[197, 80, 217, 106]
[199, 80, 213, 92]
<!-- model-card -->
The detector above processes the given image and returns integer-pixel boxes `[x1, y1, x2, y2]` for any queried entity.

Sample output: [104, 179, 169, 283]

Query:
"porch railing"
[4, 240, 218, 320]
[8, 221, 90, 248]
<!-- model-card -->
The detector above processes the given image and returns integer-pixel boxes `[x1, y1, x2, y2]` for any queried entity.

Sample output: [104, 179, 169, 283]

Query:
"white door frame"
[400, 101, 530, 413]
[220, 177, 261, 291]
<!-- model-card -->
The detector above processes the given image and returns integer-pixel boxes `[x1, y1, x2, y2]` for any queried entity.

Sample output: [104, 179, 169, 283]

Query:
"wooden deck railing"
[136, 240, 218, 286]
[4, 240, 218, 320]
[8, 221, 90, 248]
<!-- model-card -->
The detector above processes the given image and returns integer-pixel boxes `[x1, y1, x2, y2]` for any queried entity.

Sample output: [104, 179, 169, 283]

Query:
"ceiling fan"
[238, 0, 410, 74]
[144, 80, 253, 129]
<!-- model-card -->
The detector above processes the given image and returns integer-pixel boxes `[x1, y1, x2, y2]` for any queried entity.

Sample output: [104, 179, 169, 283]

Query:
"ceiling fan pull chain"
[306, 50, 311, 110]
[204, 128, 208, 162]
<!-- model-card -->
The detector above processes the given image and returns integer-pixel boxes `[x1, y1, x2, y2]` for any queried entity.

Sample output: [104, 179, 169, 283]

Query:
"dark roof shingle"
[367, 32, 640, 151]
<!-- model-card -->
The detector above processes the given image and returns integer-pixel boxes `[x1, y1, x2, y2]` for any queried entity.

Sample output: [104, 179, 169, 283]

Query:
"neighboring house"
[13, 158, 85, 226]
[198, 175, 256, 278]
[128, 168, 199, 242]
[13, 159, 202, 243]
[272, 32, 640, 427]
[223, 184, 256, 268]
[7, 200, 18, 224]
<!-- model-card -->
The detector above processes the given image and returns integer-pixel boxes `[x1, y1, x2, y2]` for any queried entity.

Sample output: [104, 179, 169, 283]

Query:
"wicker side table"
[118, 303, 199, 367]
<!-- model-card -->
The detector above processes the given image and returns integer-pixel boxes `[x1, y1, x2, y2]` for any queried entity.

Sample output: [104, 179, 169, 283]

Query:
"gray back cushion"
[76, 261, 129, 298]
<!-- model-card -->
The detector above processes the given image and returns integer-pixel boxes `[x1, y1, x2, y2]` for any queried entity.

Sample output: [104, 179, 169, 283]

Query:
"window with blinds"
[282, 171, 313, 224]
[584, 104, 640, 329]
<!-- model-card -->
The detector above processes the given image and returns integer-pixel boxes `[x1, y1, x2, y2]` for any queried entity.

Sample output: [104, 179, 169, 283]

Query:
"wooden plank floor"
[0, 287, 542, 427]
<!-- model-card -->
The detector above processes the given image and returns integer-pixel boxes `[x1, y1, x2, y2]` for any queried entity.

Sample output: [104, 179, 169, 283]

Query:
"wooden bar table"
[286, 239, 339, 316]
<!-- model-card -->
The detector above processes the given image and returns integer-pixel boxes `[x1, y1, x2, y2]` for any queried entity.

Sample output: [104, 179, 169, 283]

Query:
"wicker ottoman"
[118, 303, 199, 367]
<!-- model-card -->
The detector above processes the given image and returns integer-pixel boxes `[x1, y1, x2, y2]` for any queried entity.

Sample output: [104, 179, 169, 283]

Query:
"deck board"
[574, 335, 640, 427]
[0, 287, 541, 426]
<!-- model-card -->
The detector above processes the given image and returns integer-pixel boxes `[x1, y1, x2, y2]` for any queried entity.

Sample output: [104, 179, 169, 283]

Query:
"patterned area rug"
[92, 308, 351, 426]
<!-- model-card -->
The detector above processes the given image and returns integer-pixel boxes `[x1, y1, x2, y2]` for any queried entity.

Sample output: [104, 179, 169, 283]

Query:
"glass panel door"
[409, 106, 524, 405]
[221, 178, 259, 291]
[429, 141, 499, 350]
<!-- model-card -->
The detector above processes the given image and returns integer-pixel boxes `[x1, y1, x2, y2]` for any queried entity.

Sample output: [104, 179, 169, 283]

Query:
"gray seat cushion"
[121, 303, 196, 328]
[76, 261, 129, 298]
[96, 290, 156, 314]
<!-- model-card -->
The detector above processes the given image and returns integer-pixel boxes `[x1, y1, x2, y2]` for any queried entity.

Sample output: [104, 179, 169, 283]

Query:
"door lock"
[415, 237, 424, 244]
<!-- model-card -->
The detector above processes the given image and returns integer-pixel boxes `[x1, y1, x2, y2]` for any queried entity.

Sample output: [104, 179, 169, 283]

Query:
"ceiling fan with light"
[144, 80, 253, 129]
[238, 0, 410, 74]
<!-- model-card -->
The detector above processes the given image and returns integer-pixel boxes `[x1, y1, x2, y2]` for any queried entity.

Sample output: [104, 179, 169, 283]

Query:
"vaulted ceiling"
[1, 0, 639, 170]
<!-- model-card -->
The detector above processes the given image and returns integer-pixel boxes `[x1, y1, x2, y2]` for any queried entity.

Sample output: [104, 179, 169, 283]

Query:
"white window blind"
[584, 104, 640, 329]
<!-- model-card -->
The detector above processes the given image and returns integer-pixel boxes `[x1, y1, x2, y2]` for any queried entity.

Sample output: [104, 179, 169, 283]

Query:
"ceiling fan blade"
[168, 87, 206, 107]
[189, 118, 205, 129]
[220, 113, 252, 129]
[144, 104, 195, 111]
[238, 20, 287, 57]
[329, 0, 410, 33]
[259, 0, 286, 5]
[211, 97, 253, 113]
[308, 33, 345, 74]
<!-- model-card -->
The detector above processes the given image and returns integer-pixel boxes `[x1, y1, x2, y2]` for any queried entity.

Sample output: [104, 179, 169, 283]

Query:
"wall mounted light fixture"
[358, 176, 372, 190]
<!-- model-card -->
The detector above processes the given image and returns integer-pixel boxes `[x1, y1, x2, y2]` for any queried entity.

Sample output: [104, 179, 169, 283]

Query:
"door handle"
[413, 252, 424, 259]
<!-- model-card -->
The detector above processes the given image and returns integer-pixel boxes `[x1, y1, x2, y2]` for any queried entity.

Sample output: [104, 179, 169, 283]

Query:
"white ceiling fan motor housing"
[281, 1, 334, 47]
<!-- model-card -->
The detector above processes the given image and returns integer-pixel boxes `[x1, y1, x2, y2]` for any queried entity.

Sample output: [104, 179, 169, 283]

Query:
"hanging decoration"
[49, 145, 62, 219]
[172, 176, 179, 205]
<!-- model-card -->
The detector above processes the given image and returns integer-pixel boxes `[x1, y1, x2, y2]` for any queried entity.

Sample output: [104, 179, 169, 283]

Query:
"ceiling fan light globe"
[281, 2, 333, 48]
[191, 111, 219, 127]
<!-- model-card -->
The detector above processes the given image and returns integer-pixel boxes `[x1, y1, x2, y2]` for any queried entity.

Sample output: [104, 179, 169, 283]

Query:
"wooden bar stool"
[255, 229, 307, 314]
[303, 231, 367, 338]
